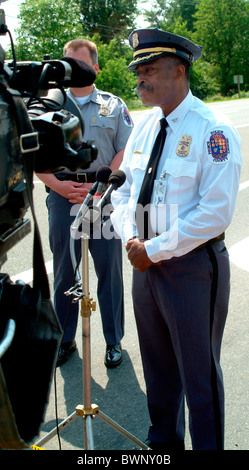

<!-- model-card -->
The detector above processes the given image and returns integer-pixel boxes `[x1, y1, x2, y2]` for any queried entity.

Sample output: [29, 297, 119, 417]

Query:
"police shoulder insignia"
[122, 105, 133, 127]
[207, 130, 230, 164]
[176, 135, 192, 157]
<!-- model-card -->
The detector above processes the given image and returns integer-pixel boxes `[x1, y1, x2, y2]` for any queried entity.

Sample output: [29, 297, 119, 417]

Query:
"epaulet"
[97, 89, 122, 102]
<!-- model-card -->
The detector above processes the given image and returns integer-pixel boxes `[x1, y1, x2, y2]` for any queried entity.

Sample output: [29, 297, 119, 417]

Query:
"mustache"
[136, 83, 154, 95]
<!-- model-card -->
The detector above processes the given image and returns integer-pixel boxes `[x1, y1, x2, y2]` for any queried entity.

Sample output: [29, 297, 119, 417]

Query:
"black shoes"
[56, 340, 77, 367]
[56, 340, 123, 368]
[104, 343, 123, 368]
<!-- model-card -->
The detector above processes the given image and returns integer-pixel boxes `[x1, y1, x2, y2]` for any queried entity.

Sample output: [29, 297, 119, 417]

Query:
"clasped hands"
[126, 238, 162, 272]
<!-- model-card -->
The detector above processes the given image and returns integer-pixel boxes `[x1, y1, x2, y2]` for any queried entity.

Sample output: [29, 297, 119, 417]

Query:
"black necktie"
[136, 118, 168, 239]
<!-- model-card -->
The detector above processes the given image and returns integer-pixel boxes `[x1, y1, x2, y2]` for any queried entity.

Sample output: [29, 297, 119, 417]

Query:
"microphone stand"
[34, 193, 150, 451]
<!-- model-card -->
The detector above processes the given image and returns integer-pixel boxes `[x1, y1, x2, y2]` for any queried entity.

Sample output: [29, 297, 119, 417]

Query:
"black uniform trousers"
[132, 241, 229, 450]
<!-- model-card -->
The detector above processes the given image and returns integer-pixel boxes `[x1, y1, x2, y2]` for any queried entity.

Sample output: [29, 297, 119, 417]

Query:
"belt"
[55, 172, 96, 183]
[194, 233, 225, 251]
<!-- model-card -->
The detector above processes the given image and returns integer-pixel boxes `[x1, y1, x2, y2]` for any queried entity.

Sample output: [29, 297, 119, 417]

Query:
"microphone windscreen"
[60, 57, 96, 87]
[108, 170, 126, 188]
[96, 165, 112, 183]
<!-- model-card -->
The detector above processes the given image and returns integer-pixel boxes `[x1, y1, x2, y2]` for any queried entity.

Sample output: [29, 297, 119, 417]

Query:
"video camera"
[0, 6, 98, 265]
[0, 4, 99, 448]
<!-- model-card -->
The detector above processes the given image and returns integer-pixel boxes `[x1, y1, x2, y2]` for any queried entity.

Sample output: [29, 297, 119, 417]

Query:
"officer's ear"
[93, 63, 99, 75]
[175, 64, 186, 81]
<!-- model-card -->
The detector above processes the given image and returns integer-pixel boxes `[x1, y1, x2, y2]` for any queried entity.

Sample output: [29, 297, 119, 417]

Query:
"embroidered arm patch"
[122, 105, 133, 127]
[207, 130, 230, 164]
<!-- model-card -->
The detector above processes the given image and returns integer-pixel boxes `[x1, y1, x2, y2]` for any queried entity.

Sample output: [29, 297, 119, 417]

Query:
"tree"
[90, 34, 137, 102]
[8, 2, 136, 103]
[193, 0, 249, 95]
[78, 0, 138, 43]
[143, 0, 170, 28]
[165, 0, 200, 33]
[13, 0, 83, 60]
[143, 0, 199, 31]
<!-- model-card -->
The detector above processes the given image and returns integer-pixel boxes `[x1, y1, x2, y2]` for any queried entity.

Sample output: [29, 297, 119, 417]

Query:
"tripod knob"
[81, 295, 96, 317]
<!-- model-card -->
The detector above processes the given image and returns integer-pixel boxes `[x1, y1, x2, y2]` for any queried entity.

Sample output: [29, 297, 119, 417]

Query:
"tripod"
[35, 204, 150, 450]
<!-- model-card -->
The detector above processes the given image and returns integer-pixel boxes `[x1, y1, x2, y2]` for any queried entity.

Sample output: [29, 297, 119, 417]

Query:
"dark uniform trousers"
[132, 240, 229, 450]
[47, 190, 124, 346]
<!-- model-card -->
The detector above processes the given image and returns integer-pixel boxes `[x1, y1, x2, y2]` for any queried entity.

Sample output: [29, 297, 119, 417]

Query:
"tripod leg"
[84, 416, 94, 450]
[34, 411, 78, 447]
[37, 236, 148, 451]
[96, 410, 151, 450]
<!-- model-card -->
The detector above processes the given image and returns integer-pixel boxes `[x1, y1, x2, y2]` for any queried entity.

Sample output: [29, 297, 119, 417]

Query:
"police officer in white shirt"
[111, 28, 242, 450]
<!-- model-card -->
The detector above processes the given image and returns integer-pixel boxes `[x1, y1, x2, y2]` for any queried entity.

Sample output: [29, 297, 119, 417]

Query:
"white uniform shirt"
[111, 91, 242, 262]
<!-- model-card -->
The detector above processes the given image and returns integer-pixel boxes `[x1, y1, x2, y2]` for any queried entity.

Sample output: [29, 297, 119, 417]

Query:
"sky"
[0, 0, 23, 47]
[0, 0, 150, 50]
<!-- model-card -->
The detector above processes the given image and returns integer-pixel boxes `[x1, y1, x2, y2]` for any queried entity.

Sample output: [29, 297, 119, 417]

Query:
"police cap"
[127, 28, 202, 71]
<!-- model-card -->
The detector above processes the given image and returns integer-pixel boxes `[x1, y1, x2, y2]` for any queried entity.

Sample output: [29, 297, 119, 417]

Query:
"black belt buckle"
[77, 173, 87, 183]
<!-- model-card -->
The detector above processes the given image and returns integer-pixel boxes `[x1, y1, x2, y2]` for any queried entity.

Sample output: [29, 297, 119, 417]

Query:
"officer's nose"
[136, 65, 145, 83]
[136, 71, 145, 85]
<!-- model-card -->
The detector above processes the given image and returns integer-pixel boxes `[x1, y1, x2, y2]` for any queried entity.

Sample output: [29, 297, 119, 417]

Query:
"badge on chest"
[176, 135, 192, 157]
[99, 104, 111, 116]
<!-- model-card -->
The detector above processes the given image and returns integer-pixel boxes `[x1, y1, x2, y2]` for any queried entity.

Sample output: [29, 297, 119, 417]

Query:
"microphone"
[8, 57, 97, 91]
[82, 170, 126, 230]
[58, 57, 96, 87]
[94, 166, 112, 198]
[96, 169, 126, 211]
[70, 165, 113, 281]
[71, 165, 112, 227]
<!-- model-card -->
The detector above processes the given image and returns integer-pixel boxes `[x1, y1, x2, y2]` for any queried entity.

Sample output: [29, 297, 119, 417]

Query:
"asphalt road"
[2, 99, 249, 454]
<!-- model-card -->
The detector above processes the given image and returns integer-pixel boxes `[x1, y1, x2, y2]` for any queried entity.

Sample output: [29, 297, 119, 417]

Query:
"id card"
[152, 180, 167, 206]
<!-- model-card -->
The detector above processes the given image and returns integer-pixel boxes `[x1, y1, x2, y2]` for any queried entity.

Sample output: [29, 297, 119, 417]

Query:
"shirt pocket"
[126, 153, 150, 201]
[127, 153, 150, 171]
[90, 115, 116, 131]
[164, 159, 198, 203]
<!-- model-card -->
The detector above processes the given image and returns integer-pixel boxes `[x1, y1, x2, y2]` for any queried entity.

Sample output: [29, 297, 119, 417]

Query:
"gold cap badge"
[132, 32, 139, 48]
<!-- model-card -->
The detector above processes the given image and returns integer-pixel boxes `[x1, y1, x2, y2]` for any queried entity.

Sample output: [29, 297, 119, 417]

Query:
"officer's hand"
[53, 180, 83, 202]
[55, 181, 92, 203]
[68, 182, 93, 203]
[126, 238, 161, 272]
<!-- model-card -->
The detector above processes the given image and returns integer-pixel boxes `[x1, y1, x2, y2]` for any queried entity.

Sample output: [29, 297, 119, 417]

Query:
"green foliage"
[78, 0, 138, 43]
[144, 0, 249, 98]
[91, 34, 137, 102]
[7, 0, 249, 100]
[14, 0, 83, 60]
[143, 0, 170, 28]
[96, 58, 137, 101]
[193, 0, 249, 95]
[190, 61, 220, 100]
[8, 0, 136, 103]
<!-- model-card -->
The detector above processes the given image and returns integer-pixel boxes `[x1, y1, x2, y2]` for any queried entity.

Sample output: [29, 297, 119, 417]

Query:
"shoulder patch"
[121, 104, 133, 127]
[207, 130, 230, 164]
